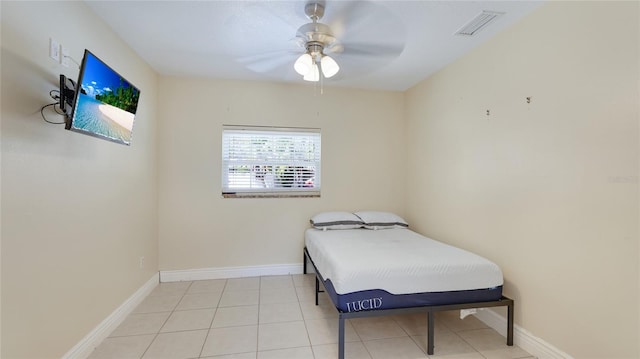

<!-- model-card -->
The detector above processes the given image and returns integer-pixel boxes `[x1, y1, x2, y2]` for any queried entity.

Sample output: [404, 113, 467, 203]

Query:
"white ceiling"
[84, 1, 543, 91]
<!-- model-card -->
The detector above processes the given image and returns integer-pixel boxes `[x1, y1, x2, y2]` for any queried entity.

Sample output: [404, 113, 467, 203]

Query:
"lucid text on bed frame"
[345, 297, 383, 312]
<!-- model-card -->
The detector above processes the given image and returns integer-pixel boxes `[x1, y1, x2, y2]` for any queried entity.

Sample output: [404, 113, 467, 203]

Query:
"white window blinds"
[222, 125, 321, 197]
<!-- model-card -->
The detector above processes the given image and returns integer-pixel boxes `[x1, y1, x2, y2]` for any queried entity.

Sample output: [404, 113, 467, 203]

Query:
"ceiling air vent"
[455, 10, 505, 36]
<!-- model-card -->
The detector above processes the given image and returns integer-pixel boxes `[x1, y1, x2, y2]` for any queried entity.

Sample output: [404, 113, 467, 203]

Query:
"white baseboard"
[61, 273, 160, 359]
[473, 308, 573, 359]
[160, 263, 304, 282]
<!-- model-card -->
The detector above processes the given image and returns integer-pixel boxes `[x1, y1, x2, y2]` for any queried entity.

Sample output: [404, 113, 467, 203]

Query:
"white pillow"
[354, 211, 409, 230]
[310, 211, 364, 230]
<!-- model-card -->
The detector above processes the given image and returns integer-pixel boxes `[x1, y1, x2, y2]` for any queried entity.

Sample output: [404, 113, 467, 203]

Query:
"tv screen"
[66, 49, 140, 145]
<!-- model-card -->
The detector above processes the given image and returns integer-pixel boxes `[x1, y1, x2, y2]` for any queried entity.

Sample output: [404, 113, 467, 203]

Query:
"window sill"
[222, 192, 320, 199]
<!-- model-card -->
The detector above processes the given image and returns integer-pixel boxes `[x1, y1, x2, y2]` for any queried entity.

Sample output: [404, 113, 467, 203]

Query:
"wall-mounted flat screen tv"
[65, 49, 140, 145]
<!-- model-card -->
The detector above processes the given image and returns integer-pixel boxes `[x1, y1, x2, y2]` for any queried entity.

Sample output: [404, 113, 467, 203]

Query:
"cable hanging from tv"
[40, 89, 66, 125]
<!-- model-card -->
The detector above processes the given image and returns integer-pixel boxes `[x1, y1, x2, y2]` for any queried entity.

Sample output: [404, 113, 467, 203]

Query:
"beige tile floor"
[88, 274, 535, 359]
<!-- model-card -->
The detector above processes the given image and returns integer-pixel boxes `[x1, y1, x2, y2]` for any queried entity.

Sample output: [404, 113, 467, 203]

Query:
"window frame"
[221, 125, 321, 198]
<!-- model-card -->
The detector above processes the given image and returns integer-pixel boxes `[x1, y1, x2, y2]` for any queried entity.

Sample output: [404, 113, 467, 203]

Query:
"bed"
[303, 211, 514, 358]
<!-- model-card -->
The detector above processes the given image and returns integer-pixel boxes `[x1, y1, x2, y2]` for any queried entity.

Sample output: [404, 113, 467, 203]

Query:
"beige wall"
[157, 78, 405, 270]
[405, 2, 639, 358]
[1, 2, 158, 358]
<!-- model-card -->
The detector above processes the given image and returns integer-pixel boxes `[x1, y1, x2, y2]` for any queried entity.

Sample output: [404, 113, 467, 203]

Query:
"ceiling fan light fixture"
[294, 53, 313, 75]
[303, 63, 320, 82]
[320, 55, 339, 78]
[293, 2, 343, 83]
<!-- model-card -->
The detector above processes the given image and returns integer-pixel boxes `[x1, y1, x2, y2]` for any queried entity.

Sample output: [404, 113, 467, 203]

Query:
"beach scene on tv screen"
[72, 52, 140, 144]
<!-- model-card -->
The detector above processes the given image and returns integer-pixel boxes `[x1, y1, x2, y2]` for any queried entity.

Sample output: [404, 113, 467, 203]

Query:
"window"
[222, 125, 321, 198]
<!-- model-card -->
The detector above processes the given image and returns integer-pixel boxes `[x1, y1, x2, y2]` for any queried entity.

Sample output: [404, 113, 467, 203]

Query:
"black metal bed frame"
[303, 247, 514, 359]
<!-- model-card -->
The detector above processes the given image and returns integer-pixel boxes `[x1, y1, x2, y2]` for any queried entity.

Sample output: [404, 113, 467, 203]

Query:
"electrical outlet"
[139, 256, 145, 269]
[61, 46, 70, 67]
[49, 38, 60, 62]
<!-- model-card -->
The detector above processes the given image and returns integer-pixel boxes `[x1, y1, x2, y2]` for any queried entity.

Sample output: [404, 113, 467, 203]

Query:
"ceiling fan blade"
[325, 1, 404, 42]
[334, 42, 405, 58]
[321, 0, 407, 80]
[324, 1, 370, 39]
[328, 41, 405, 79]
[238, 50, 299, 73]
[328, 55, 395, 80]
[223, 1, 304, 56]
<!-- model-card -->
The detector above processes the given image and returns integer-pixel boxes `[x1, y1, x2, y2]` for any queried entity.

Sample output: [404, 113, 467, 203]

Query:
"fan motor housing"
[297, 22, 337, 47]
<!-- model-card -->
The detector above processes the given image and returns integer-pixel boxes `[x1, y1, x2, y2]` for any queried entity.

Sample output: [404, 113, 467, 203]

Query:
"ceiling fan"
[293, 2, 341, 81]
[238, 0, 406, 83]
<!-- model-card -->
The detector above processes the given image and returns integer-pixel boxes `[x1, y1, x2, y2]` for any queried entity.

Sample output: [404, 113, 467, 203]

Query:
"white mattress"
[305, 228, 503, 295]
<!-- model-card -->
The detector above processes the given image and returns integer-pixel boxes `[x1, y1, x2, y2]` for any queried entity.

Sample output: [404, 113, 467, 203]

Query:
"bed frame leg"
[315, 276, 320, 306]
[303, 250, 307, 274]
[507, 299, 514, 346]
[338, 315, 345, 359]
[427, 310, 435, 355]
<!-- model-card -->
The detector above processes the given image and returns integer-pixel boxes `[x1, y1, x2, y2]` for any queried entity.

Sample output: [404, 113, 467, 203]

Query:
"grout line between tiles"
[296, 282, 316, 358]
[196, 304, 218, 358]
[255, 276, 262, 355]
[139, 280, 195, 359]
